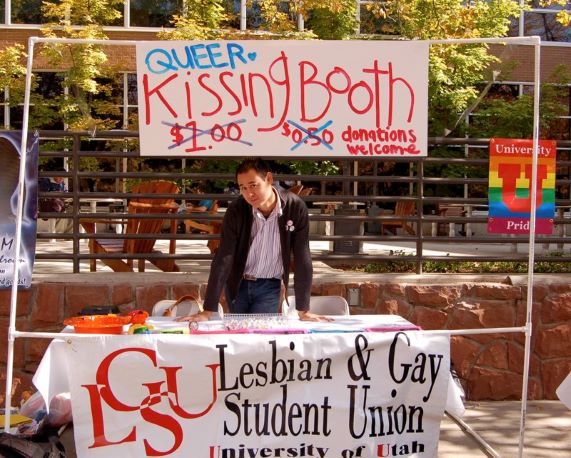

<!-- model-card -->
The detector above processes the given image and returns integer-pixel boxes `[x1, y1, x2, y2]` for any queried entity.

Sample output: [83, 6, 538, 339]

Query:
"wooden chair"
[437, 204, 467, 236]
[184, 201, 221, 254]
[288, 184, 304, 195]
[81, 181, 180, 272]
[381, 201, 416, 235]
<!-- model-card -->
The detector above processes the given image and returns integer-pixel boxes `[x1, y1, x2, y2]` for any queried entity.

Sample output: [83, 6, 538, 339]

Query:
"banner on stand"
[67, 332, 450, 457]
[136, 40, 429, 157]
[488, 138, 556, 234]
[0, 131, 38, 288]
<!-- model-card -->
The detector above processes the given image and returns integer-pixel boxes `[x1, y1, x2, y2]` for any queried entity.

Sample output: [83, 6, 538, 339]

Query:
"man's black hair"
[235, 158, 272, 181]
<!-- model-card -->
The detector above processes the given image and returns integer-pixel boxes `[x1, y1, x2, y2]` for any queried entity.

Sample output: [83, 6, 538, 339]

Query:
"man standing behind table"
[178, 158, 331, 322]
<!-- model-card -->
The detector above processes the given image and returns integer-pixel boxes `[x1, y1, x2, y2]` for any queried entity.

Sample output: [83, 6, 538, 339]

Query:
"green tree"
[0, 44, 28, 110]
[469, 65, 571, 139]
[539, 0, 570, 26]
[0, 0, 559, 141]
[40, 0, 124, 131]
[157, 0, 231, 40]
[0, 0, 125, 131]
[304, 0, 357, 39]
[159, 0, 317, 40]
[364, 0, 522, 136]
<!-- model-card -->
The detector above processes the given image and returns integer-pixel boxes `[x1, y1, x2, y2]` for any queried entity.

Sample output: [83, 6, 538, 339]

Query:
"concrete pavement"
[439, 401, 571, 457]
[32, 236, 555, 275]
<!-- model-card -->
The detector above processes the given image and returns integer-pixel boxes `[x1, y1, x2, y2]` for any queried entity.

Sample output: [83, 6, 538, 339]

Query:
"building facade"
[1, 1, 570, 134]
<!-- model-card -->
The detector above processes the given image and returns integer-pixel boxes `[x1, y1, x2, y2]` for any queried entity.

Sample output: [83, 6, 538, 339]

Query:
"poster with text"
[0, 131, 38, 288]
[67, 332, 450, 457]
[136, 40, 429, 157]
[488, 138, 556, 234]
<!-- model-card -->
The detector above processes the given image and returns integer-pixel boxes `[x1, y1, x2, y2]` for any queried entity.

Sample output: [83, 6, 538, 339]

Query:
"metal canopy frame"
[4, 35, 542, 458]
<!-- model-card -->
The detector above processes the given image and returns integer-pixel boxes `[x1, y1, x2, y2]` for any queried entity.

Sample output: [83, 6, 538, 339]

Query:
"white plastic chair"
[151, 295, 223, 318]
[282, 295, 350, 316]
[151, 297, 201, 317]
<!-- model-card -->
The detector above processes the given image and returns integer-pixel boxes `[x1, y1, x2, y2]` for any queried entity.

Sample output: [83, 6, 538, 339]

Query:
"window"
[130, 0, 183, 27]
[357, 2, 397, 36]
[519, 11, 571, 41]
[0, 89, 6, 128]
[34, 72, 65, 129]
[89, 74, 124, 129]
[9, 72, 64, 130]
[127, 72, 137, 106]
[11, 0, 43, 24]
[509, 3, 571, 41]
[126, 73, 138, 129]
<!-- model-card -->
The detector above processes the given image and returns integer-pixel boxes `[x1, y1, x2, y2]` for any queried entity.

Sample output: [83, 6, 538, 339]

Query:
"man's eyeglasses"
[239, 183, 261, 193]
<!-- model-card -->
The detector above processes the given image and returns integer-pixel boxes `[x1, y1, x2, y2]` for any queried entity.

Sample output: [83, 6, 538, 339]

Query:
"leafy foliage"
[40, 0, 124, 130]
[539, 1, 571, 26]
[282, 160, 339, 177]
[0, 45, 27, 93]
[186, 159, 242, 191]
[361, 259, 571, 274]
[304, 0, 357, 39]
[158, 0, 231, 40]
[364, 1, 521, 136]
[2, 0, 532, 138]
[469, 65, 571, 139]
[159, 0, 317, 39]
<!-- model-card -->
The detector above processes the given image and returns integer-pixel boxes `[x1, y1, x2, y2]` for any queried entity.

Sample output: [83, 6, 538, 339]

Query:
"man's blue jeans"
[230, 278, 281, 314]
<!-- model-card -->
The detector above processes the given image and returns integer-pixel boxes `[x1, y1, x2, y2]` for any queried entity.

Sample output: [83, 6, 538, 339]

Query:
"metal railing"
[30, 130, 571, 273]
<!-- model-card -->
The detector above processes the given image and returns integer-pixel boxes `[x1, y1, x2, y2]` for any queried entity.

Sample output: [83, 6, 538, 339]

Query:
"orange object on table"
[128, 309, 149, 324]
[64, 315, 131, 334]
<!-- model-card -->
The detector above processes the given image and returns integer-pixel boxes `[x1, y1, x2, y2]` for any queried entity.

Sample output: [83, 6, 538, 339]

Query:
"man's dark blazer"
[203, 187, 312, 312]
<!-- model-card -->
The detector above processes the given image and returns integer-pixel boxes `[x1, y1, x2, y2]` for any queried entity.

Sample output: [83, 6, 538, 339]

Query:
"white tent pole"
[518, 35, 542, 458]
[430, 36, 537, 46]
[27, 37, 139, 45]
[3, 36, 36, 432]
[9, 325, 528, 340]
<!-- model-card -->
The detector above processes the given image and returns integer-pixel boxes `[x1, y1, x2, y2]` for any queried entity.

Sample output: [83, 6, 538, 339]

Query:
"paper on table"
[556, 372, 571, 410]
[0, 414, 33, 428]
[365, 324, 421, 332]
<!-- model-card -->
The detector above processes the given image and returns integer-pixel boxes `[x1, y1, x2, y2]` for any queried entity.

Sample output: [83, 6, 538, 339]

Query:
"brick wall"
[2, 29, 570, 82]
[316, 278, 571, 401]
[1, 274, 570, 406]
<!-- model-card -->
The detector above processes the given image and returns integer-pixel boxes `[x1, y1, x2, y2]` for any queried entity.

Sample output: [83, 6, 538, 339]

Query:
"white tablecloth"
[34, 314, 465, 417]
[557, 372, 571, 410]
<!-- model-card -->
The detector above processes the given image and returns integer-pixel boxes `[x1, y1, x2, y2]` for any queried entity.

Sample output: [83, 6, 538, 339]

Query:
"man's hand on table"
[298, 310, 334, 322]
[175, 310, 333, 323]
[176, 310, 213, 322]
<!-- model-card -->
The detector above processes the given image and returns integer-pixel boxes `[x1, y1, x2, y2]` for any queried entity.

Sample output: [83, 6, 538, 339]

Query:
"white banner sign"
[0, 131, 38, 288]
[136, 40, 428, 157]
[67, 332, 449, 457]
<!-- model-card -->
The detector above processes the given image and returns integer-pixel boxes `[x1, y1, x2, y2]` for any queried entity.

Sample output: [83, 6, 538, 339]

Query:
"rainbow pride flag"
[488, 138, 556, 234]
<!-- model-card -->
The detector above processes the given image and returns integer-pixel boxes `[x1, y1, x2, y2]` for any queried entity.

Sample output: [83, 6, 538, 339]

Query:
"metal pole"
[240, 0, 247, 31]
[518, 36, 542, 458]
[5, 0, 10, 25]
[518, 0, 525, 96]
[3, 36, 36, 432]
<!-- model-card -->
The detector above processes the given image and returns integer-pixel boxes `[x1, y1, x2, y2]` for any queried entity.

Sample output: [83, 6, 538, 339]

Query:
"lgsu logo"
[82, 347, 219, 456]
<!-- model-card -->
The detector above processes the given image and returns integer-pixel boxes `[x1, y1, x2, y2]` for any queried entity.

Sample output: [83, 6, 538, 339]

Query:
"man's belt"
[243, 274, 279, 281]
